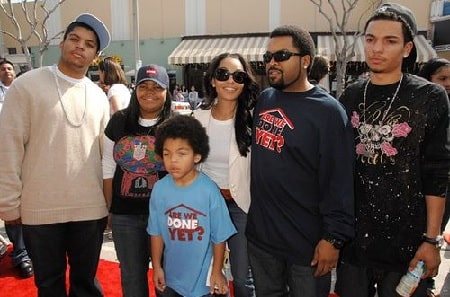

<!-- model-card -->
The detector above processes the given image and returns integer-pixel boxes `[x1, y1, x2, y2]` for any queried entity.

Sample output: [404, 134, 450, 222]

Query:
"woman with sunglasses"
[193, 52, 259, 297]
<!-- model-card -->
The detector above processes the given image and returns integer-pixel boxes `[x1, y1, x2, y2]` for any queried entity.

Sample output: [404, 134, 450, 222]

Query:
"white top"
[193, 109, 252, 213]
[201, 117, 233, 189]
[107, 84, 131, 114]
[0, 82, 10, 114]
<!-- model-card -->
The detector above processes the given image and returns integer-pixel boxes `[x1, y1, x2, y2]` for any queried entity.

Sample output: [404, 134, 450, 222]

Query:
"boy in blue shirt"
[147, 115, 236, 297]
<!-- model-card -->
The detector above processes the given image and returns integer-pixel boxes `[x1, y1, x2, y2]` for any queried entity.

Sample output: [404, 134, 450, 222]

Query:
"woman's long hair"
[203, 53, 259, 157]
[98, 57, 127, 85]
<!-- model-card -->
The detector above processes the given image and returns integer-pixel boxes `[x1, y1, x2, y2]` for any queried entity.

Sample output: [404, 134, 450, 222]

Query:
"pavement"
[1, 220, 450, 296]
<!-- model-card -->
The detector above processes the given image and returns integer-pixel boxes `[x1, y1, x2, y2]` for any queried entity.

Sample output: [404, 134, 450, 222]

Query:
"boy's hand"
[153, 267, 166, 292]
[209, 271, 228, 295]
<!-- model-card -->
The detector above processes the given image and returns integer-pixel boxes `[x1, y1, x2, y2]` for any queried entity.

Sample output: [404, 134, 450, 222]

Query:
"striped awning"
[168, 36, 269, 65]
[317, 34, 436, 63]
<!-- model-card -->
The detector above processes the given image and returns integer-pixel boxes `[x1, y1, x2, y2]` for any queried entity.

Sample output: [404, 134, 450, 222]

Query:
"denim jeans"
[5, 223, 31, 266]
[112, 214, 150, 297]
[335, 260, 430, 297]
[248, 241, 331, 297]
[22, 217, 107, 297]
[226, 201, 255, 297]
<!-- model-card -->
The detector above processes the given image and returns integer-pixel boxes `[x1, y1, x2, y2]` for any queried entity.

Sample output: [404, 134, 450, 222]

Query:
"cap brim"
[75, 14, 110, 52]
[137, 78, 167, 89]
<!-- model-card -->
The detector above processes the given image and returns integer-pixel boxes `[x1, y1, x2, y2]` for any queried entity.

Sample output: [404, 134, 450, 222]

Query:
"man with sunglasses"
[246, 25, 355, 297]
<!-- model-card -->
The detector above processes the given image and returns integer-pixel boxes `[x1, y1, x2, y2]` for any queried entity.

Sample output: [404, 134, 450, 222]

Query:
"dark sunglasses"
[214, 67, 248, 84]
[263, 50, 302, 64]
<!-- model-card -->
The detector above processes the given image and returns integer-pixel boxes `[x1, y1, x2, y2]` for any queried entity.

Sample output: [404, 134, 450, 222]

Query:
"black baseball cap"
[136, 65, 169, 88]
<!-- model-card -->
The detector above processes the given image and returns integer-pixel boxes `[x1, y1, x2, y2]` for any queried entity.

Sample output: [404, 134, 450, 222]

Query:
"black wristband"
[422, 234, 443, 248]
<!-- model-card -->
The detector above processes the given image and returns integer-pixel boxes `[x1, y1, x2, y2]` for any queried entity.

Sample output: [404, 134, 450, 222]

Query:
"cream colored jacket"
[193, 109, 251, 213]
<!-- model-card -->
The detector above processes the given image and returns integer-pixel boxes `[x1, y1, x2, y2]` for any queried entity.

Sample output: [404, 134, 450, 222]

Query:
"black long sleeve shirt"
[246, 86, 355, 265]
[339, 74, 450, 272]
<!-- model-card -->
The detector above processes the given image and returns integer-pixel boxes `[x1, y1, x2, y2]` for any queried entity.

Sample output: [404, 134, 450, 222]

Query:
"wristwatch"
[422, 234, 444, 249]
[323, 237, 345, 249]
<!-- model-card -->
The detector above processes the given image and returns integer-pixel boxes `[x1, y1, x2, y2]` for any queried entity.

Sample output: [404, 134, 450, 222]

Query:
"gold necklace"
[53, 66, 87, 127]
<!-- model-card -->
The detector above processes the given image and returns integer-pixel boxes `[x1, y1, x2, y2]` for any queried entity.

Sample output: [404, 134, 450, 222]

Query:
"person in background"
[102, 64, 171, 297]
[0, 13, 111, 296]
[418, 58, 450, 97]
[309, 55, 331, 93]
[180, 84, 188, 99]
[0, 58, 15, 113]
[172, 84, 180, 98]
[335, 4, 450, 296]
[418, 58, 450, 249]
[188, 85, 199, 102]
[194, 52, 259, 297]
[0, 58, 34, 278]
[246, 24, 355, 297]
[174, 91, 186, 102]
[98, 57, 131, 115]
[148, 115, 237, 297]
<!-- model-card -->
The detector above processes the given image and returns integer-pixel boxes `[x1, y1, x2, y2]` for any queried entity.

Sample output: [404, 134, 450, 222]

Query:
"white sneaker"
[0, 242, 7, 259]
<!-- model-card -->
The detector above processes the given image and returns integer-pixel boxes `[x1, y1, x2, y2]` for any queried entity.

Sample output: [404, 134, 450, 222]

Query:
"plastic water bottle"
[395, 260, 425, 297]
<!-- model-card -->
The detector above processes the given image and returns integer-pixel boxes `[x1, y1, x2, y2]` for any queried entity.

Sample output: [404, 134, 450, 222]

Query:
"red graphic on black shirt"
[255, 108, 294, 153]
[165, 204, 206, 241]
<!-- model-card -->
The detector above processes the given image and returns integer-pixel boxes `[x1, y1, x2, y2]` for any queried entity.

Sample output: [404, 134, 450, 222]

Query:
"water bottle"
[395, 260, 425, 297]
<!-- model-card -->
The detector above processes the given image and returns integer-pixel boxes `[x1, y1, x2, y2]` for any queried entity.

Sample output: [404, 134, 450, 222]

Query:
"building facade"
[0, 0, 438, 93]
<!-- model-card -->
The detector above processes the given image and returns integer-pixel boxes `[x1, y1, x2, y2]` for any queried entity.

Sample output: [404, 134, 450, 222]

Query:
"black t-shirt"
[105, 111, 167, 215]
[339, 74, 450, 272]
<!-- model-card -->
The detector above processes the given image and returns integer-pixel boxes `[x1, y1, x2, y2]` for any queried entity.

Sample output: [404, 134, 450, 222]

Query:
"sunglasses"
[214, 67, 248, 84]
[263, 50, 302, 64]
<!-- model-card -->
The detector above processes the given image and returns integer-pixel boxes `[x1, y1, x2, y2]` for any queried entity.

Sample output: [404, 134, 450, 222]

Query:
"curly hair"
[155, 115, 210, 163]
[203, 52, 259, 157]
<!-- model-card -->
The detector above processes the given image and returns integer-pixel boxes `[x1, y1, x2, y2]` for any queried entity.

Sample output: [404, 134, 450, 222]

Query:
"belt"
[220, 189, 233, 200]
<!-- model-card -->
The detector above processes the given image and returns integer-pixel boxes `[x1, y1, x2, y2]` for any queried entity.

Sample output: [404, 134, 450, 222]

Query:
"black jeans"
[335, 260, 430, 297]
[23, 217, 107, 297]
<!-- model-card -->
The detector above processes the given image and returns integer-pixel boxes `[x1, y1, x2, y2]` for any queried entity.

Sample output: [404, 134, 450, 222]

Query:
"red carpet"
[0, 245, 155, 297]
[1, 245, 336, 297]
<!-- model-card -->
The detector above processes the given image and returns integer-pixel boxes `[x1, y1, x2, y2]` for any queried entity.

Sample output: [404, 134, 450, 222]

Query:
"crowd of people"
[1, 2, 450, 297]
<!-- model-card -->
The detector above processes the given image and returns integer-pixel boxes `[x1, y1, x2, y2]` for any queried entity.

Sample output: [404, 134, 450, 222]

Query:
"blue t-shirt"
[147, 172, 236, 297]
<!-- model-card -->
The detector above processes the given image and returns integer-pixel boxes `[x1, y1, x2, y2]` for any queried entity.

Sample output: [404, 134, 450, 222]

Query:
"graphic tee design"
[114, 135, 164, 198]
[147, 173, 236, 297]
[166, 204, 206, 241]
[254, 108, 294, 153]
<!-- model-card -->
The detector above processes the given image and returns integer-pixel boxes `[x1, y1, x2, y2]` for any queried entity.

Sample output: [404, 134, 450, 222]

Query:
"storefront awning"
[317, 34, 436, 63]
[168, 36, 269, 65]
